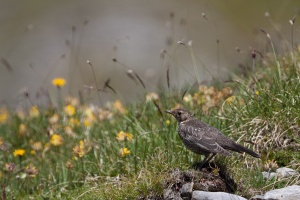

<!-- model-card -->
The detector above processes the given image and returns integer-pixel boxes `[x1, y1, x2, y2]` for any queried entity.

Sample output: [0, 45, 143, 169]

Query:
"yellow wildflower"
[116, 131, 126, 141]
[120, 147, 130, 157]
[73, 140, 91, 158]
[19, 124, 27, 136]
[29, 106, 40, 118]
[116, 131, 134, 142]
[30, 150, 35, 155]
[25, 163, 38, 178]
[0, 108, 8, 124]
[83, 108, 96, 127]
[50, 134, 64, 146]
[226, 96, 236, 105]
[166, 120, 170, 125]
[52, 78, 66, 88]
[83, 118, 92, 127]
[73, 140, 85, 158]
[113, 100, 127, 114]
[13, 149, 26, 157]
[65, 105, 76, 117]
[126, 133, 133, 141]
[255, 91, 259, 95]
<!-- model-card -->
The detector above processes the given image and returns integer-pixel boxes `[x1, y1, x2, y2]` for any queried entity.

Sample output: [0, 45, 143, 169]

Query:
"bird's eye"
[178, 111, 182, 115]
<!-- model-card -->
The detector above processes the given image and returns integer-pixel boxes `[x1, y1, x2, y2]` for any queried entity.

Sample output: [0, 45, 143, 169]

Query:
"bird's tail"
[235, 143, 260, 158]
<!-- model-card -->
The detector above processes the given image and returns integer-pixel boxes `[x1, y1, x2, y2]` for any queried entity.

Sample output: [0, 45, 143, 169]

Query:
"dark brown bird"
[166, 108, 260, 168]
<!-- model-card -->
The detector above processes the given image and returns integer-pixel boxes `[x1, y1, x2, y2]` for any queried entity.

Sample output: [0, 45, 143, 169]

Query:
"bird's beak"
[165, 110, 174, 116]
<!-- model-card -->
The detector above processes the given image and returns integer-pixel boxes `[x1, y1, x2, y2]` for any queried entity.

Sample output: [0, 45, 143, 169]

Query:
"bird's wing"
[180, 120, 232, 156]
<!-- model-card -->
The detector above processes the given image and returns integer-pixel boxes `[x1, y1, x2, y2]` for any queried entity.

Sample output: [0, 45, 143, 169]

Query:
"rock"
[262, 171, 277, 180]
[262, 167, 298, 180]
[192, 191, 247, 200]
[263, 185, 300, 200]
[180, 182, 193, 200]
[276, 167, 298, 178]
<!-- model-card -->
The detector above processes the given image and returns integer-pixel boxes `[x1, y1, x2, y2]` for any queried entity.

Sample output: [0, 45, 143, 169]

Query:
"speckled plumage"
[166, 108, 260, 164]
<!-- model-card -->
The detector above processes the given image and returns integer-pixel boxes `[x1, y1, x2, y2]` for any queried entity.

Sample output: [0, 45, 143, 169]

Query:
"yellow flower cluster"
[50, 134, 64, 146]
[183, 86, 233, 113]
[73, 140, 91, 158]
[65, 105, 76, 117]
[52, 78, 66, 88]
[83, 107, 96, 127]
[226, 96, 236, 105]
[13, 149, 26, 157]
[116, 131, 133, 142]
[119, 147, 130, 157]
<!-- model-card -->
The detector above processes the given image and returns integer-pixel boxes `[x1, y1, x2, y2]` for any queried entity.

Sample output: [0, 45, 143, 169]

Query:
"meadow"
[1, 19, 300, 199]
[1, 47, 300, 199]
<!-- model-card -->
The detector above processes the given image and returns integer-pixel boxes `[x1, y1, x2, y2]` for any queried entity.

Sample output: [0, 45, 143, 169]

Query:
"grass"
[1, 42, 300, 200]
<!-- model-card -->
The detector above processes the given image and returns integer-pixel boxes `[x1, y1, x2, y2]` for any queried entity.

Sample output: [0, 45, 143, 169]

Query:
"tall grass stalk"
[188, 45, 201, 85]
[87, 60, 102, 106]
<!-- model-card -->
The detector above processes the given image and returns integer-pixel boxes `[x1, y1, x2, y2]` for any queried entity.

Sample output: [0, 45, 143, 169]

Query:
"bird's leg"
[197, 153, 216, 170]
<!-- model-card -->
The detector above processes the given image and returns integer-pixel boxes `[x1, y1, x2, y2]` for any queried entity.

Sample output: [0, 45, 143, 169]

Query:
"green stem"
[57, 87, 62, 110]
[81, 158, 84, 180]
[268, 36, 281, 79]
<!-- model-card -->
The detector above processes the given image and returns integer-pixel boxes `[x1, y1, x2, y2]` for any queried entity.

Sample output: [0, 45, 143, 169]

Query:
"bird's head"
[165, 108, 193, 122]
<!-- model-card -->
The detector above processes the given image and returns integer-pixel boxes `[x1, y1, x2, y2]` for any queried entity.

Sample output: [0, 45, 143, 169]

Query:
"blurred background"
[0, 0, 299, 107]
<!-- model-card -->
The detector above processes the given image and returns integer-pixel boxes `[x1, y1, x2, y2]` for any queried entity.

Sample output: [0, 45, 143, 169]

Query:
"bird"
[165, 108, 260, 169]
